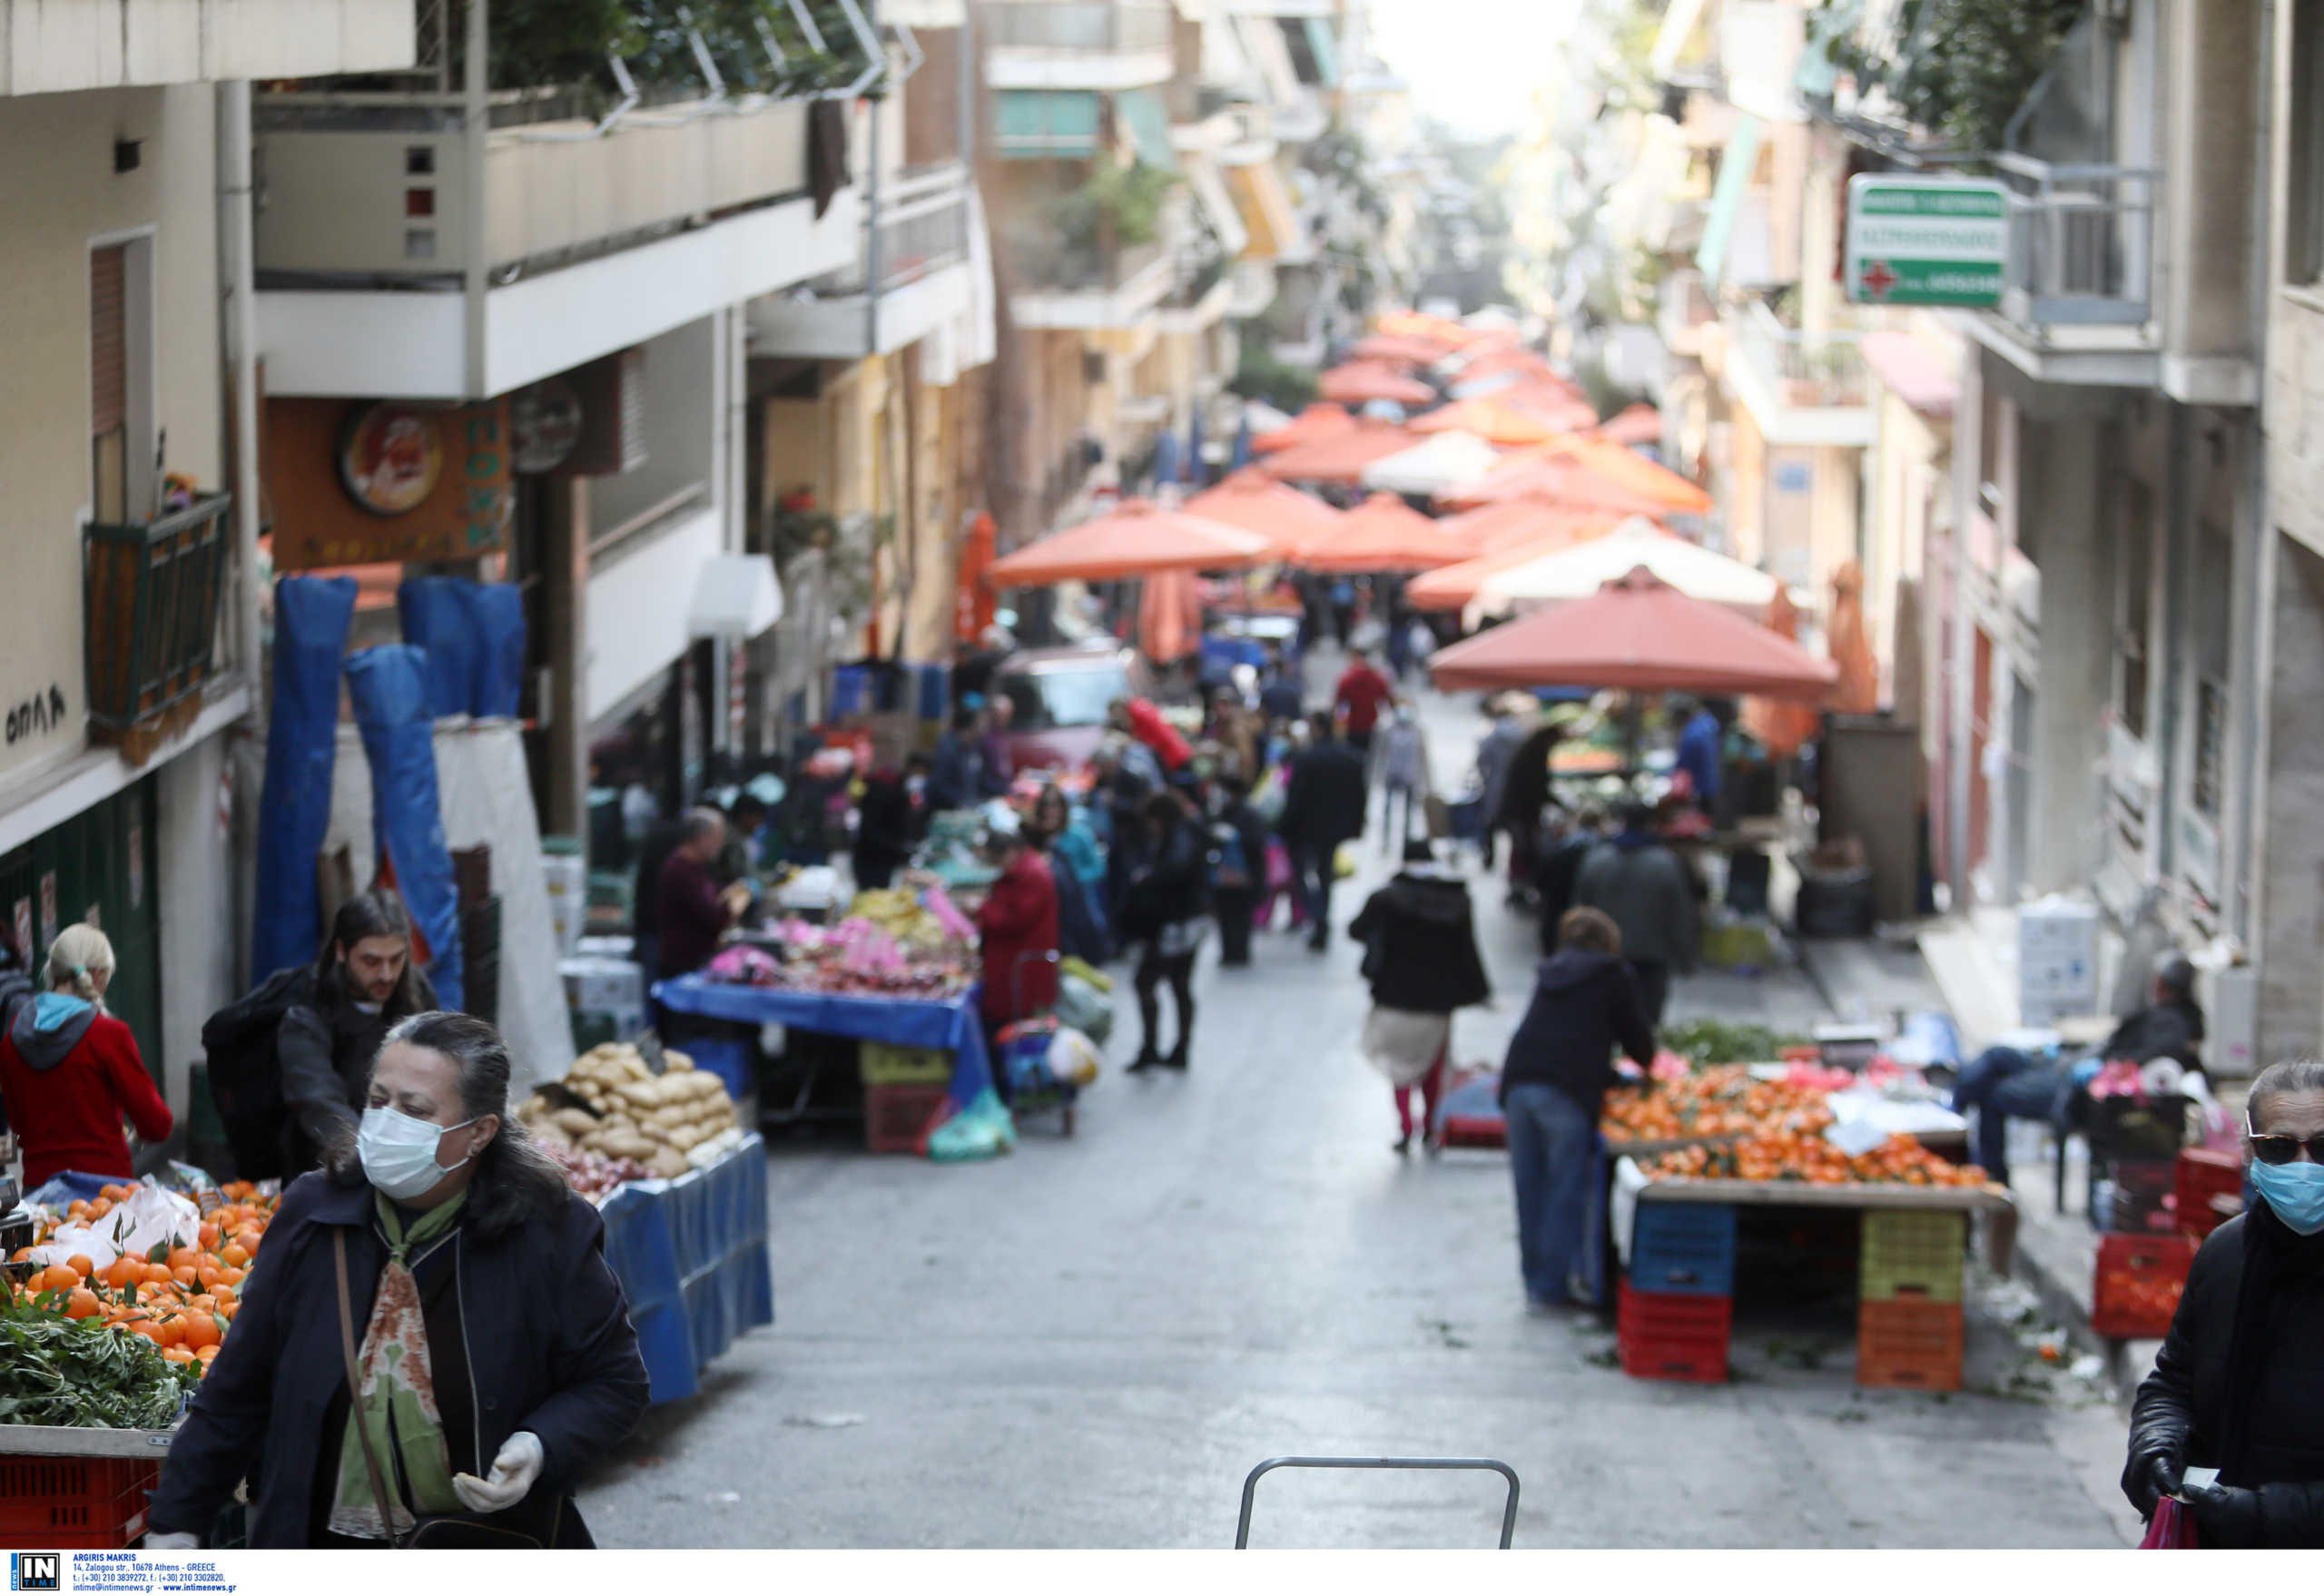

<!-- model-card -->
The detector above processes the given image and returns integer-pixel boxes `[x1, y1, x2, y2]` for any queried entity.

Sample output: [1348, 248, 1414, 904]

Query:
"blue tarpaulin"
[396, 578, 480, 721]
[346, 645, 464, 1012]
[655, 975, 995, 1107]
[252, 576, 356, 984]
[596, 1136, 774, 1404]
[466, 581, 527, 718]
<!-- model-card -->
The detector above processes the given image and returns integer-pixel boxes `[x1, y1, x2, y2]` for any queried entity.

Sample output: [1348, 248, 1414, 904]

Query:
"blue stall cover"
[466, 581, 527, 718]
[345, 645, 464, 1011]
[596, 1136, 774, 1404]
[252, 576, 357, 984]
[830, 665, 872, 717]
[655, 975, 996, 1107]
[396, 577, 481, 721]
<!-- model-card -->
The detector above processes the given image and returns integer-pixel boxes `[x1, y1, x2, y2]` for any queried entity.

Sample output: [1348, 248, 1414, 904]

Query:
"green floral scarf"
[329, 1191, 468, 1540]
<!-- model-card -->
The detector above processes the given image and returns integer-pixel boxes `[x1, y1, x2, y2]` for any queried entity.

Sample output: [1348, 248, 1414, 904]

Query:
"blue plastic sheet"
[683, 1037, 753, 1104]
[654, 976, 995, 1106]
[467, 581, 527, 718]
[252, 576, 357, 984]
[396, 578, 480, 721]
[346, 645, 464, 1012]
[907, 662, 950, 722]
[830, 665, 872, 717]
[596, 1136, 774, 1405]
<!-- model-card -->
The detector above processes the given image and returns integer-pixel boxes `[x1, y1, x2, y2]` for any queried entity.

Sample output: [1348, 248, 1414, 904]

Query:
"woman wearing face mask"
[146, 1011, 649, 1549]
[2122, 1058, 2324, 1546]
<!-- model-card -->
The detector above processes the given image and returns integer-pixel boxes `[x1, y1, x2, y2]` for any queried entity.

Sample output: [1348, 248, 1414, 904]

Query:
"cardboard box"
[561, 955, 644, 1017]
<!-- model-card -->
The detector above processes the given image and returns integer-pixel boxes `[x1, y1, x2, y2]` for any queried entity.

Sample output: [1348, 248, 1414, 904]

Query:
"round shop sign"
[511, 379, 585, 475]
[339, 403, 445, 516]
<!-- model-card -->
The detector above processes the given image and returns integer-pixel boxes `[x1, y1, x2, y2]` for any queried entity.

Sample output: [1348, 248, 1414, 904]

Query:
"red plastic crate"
[0, 1457, 157, 1548]
[864, 1081, 950, 1154]
[1856, 1298, 1965, 1391]
[2175, 1148, 2243, 1239]
[1617, 1280, 1735, 1339]
[1619, 1332, 1728, 1383]
[2093, 1233, 2199, 1339]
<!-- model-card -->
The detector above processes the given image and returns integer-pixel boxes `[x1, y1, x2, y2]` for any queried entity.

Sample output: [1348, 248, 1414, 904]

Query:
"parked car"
[992, 645, 1151, 772]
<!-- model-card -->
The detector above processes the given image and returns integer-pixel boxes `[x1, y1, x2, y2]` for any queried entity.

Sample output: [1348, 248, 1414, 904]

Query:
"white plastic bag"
[1047, 1028, 1102, 1089]
[30, 1181, 202, 1269]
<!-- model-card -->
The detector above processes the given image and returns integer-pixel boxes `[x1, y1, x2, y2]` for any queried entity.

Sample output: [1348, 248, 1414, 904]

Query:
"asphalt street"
[576, 671, 2144, 1550]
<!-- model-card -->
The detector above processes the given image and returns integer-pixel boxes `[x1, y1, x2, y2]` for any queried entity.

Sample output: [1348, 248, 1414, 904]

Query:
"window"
[2291, 1, 2324, 283]
[2117, 481, 2154, 740]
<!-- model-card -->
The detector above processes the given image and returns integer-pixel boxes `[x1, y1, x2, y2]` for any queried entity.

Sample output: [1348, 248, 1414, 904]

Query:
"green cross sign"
[1845, 175, 2009, 308]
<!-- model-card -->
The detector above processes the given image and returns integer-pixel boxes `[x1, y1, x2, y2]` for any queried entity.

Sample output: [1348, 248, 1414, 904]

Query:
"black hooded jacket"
[1349, 870, 1490, 1014]
[1499, 951, 1656, 1115]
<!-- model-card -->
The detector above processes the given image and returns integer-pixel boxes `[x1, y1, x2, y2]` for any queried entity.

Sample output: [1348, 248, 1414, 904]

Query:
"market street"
[577, 681, 2145, 1551]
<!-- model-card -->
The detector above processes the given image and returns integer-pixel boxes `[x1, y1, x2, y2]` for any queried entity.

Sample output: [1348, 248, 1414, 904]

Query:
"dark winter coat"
[147, 1170, 650, 1548]
[2102, 998, 2207, 1069]
[1493, 724, 1560, 833]
[1532, 832, 1596, 955]
[1118, 823, 1210, 943]
[1498, 951, 1656, 1118]
[2124, 1207, 2324, 1546]
[276, 970, 439, 1172]
[1279, 739, 1368, 851]
[1349, 870, 1490, 1015]
[1573, 833, 1699, 970]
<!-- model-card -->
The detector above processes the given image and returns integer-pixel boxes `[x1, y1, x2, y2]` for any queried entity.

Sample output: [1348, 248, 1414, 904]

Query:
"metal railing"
[812, 164, 972, 296]
[980, 1, 1175, 54]
[1730, 299, 1868, 410]
[1993, 154, 2158, 330]
[1658, 268, 1717, 350]
[1011, 234, 1167, 295]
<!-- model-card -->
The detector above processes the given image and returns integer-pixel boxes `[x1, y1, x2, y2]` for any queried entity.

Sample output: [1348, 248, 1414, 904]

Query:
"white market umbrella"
[1240, 398, 1295, 435]
[1469, 517, 1801, 621]
[1361, 429, 1502, 498]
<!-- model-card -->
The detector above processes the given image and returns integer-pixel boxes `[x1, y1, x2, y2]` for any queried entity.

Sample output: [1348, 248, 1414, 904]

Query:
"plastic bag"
[29, 1180, 202, 1269]
[1047, 1028, 1102, 1089]
[1055, 974, 1114, 1044]
[2138, 1498, 2198, 1550]
[998, 1016, 1062, 1094]
[926, 1087, 1017, 1162]
[1334, 842, 1357, 881]
[1059, 955, 1112, 994]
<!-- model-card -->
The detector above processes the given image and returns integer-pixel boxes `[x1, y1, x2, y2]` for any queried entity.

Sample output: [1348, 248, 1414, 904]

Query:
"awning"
[688, 554, 784, 639]
[1115, 88, 1179, 172]
[1228, 162, 1301, 261]
[1695, 111, 1765, 287]
[996, 90, 1101, 158]
[1301, 18, 1340, 87]
[1184, 156, 1251, 258]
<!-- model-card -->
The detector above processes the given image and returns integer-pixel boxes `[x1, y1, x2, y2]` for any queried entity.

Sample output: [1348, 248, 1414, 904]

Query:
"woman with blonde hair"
[0, 924, 172, 1186]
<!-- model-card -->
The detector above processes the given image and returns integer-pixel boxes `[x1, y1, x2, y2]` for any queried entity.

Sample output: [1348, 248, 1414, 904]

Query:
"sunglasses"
[2245, 1116, 2324, 1166]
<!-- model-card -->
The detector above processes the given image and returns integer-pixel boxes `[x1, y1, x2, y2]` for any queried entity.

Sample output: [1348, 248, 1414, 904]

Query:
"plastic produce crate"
[1617, 1283, 1732, 1384]
[1856, 1299, 1965, 1391]
[860, 1042, 953, 1089]
[0, 1456, 158, 1548]
[2175, 1148, 2243, 1239]
[1628, 1201, 1738, 1296]
[2092, 1233, 2199, 1340]
[1859, 1209, 1968, 1303]
[864, 1081, 950, 1154]
[2107, 1158, 2178, 1234]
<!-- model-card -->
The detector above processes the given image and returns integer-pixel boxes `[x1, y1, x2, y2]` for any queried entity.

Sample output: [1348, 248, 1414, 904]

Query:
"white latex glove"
[452, 1430, 545, 1514]
[143, 1532, 200, 1551]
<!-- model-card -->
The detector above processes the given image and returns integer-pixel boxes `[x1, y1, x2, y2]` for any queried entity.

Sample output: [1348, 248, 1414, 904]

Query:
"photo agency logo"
[10, 1552, 60, 1592]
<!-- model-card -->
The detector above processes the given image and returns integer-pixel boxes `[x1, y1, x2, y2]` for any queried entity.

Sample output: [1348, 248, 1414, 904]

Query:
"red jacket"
[975, 852, 1060, 1022]
[1124, 697, 1192, 772]
[1334, 663, 1393, 734]
[0, 1004, 173, 1187]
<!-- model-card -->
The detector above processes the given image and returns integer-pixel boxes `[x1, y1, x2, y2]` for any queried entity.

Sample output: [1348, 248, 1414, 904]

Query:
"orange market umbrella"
[1408, 398, 1562, 446]
[1294, 491, 1473, 573]
[954, 511, 998, 643]
[1352, 332, 1454, 365]
[1494, 383, 1602, 433]
[1375, 310, 1476, 347]
[1438, 499, 1635, 557]
[1429, 566, 1840, 700]
[1542, 435, 1712, 514]
[1596, 404, 1665, 448]
[1318, 361, 1437, 407]
[1261, 419, 1416, 485]
[1827, 559, 1880, 713]
[1184, 467, 1346, 547]
[1406, 513, 1628, 611]
[1742, 584, 1821, 757]
[1252, 402, 1355, 455]
[1443, 453, 1678, 516]
[985, 499, 1275, 586]
[1139, 567, 1205, 664]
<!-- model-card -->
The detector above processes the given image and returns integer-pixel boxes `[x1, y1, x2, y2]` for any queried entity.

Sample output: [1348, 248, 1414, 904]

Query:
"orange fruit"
[10, 1247, 31, 1263]
[65, 1288, 101, 1321]
[143, 1262, 174, 1286]
[166, 1246, 200, 1273]
[40, 1263, 80, 1295]
[102, 1256, 138, 1290]
[66, 1201, 89, 1220]
[195, 1263, 223, 1290]
[172, 1266, 200, 1289]
[181, 1314, 222, 1352]
[89, 1198, 112, 1220]
[126, 1320, 167, 1345]
[65, 1255, 94, 1280]
[99, 1184, 128, 1202]
[219, 1244, 250, 1269]
[197, 1223, 222, 1251]
[210, 1282, 236, 1304]
[162, 1345, 195, 1364]
[195, 1345, 220, 1364]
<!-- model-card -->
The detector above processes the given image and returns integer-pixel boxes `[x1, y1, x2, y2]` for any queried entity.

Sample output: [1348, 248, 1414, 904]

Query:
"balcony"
[1657, 268, 1718, 360]
[0, 0, 414, 94]
[84, 496, 231, 764]
[252, 10, 863, 400]
[750, 163, 986, 360]
[1722, 300, 1874, 448]
[981, 1, 1175, 92]
[1960, 157, 2167, 389]
[1009, 236, 1172, 329]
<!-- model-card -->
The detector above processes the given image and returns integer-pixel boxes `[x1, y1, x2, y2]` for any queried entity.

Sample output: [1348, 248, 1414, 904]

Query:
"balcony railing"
[1730, 300, 1868, 411]
[980, 1, 1175, 54]
[84, 495, 231, 761]
[1658, 268, 1717, 356]
[1992, 155, 2158, 330]
[1012, 235, 1167, 297]
[811, 164, 973, 297]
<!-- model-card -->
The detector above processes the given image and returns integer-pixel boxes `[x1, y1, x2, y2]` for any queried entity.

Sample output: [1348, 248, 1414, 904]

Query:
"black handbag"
[332, 1231, 564, 1550]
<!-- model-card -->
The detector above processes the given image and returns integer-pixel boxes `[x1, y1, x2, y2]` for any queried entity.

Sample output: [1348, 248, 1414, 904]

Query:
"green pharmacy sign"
[1845, 175, 2010, 308]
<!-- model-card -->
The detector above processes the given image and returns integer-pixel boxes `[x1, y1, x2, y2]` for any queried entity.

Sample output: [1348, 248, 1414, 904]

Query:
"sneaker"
[1393, 1135, 1412, 1156]
[1127, 1052, 1161, 1073]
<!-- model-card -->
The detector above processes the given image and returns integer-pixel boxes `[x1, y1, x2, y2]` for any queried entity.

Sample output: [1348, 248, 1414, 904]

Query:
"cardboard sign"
[268, 397, 514, 569]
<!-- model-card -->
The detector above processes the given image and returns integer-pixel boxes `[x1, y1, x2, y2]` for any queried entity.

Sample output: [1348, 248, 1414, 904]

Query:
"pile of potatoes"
[517, 1043, 743, 1180]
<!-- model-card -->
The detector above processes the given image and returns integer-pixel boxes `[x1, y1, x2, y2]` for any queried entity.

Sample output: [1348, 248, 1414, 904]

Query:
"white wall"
[584, 507, 724, 722]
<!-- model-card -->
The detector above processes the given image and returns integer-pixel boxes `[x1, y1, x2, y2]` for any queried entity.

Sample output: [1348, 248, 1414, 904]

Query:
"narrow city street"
[577, 683, 2142, 1551]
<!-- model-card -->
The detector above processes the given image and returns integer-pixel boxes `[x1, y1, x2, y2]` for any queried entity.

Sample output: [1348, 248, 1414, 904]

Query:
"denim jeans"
[1503, 1082, 1597, 1305]
[1950, 1045, 2070, 1186]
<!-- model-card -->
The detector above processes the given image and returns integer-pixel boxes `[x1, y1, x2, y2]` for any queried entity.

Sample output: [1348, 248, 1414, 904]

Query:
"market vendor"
[972, 808, 1059, 1107]
[655, 809, 753, 984]
[146, 1011, 649, 1548]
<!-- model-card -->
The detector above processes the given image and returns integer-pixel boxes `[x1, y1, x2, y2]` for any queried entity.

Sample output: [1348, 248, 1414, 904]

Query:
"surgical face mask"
[2250, 1157, 2324, 1236]
[358, 1104, 480, 1203]
[906, 776, 928, 800]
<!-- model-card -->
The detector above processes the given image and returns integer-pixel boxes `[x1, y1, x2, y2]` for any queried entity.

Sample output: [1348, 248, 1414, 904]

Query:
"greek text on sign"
[1846, 174, 2008, 308]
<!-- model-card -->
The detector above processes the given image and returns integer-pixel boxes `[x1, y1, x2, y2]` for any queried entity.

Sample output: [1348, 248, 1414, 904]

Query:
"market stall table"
[596, 1133, 774, 1405]
[1611, 1157, 2019, 1277]
[654, 972, 996, 1108]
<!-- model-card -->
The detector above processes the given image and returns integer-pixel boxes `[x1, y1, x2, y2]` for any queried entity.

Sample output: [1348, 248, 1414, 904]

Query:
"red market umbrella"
[1352, 331, 1455, 365]
[1260, 419, 1416, 484]
[985, 499, 1275, 586]
[1437, 499, 1632, 557]
[1408, 397, 1561, 447]
[1294, 491, 1473, 573]
[1428, 566, 1840, 699]
[1252, 402, 1356, 455]
[1318, 361, 1437, 407]
[1595, 403, 1665, 448]
[1183, 466, 1346, 547]
[1443, 454, 1677, 516]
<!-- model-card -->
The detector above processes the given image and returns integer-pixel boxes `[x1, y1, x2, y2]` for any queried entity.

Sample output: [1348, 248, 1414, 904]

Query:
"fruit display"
[1641, 1132, 1990, 1188]
[747, 915, 972, 998]
[542, 1144, 656, 1202]
[1657, 1019, 1813, 1066]
[845, 885, 972, 956]
[1600, 1066, 1834, 1145]
[4, 1180, 275, 1397]
[517, 1044, 744, 1183]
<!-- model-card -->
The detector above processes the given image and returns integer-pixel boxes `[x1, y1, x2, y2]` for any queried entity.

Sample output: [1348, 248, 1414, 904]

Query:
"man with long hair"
[277, 891, 438, 1173]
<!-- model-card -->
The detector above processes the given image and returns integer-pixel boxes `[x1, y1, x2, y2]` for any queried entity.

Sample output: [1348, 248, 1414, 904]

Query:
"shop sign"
[1845, 175, 2009, 308]
[270, 396, 515, 570]
[340, 405, 445, 514]
[511, 379, 586, 475]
